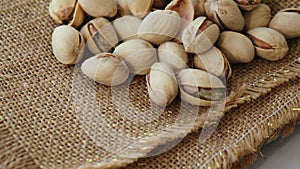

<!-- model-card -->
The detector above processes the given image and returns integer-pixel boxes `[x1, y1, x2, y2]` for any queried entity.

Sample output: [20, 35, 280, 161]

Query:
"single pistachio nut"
[80, 17, 118, 55]
[192, 0, 206, 17]
[146, 62, 178, 106]
[234, 0, 261, 11]
[153, 0, 171, 9]
[52, 25, 85, 65]
[177, 69, 226, 106]
[78, 0, 117, 17]
[126, 0, 154, 18]
[243, 3, 271, 31]
[205, 0, 245, 31]
[194, 47, 232, 79]
[138, 10, 181, 45]
[158, 42, 189, 73]
[269, 8, 300, 39]
[81, 53, 129, 86]
[217, 31, 255, 64]
[182, 16, 220, 54]
[116, 0, 132, 17]
[113, 39, 157, 75]
[247, 27, 289, 61]
[165, 0, 195, 22]
[113, 16, 142, 41]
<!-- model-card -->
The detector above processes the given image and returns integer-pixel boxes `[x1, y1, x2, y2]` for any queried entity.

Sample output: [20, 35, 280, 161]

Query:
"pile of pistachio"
[50, 0, 300, 107]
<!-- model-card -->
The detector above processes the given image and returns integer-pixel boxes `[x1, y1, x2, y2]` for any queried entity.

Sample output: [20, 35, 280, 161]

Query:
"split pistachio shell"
[113, 16, 142, 41]
[269, 8, 300, 39]
[194, 47, 232, 79]
[243, 4, 271, 31]
[52, 25, 85, 65]
[177, 69, 226, 106]
[217, 31, 255, 64]
[247, 27, 289, 61]
[158, 42, 188, 73]
[138, 10, 181, 45]
[146, 62, 178, 106]
[126, 0, 154, 18]
[79, 0, 117, 17]
[80, 17, 118, 55]
[235, 0, 261, 11]
[81, 53, 129, 86]
[205, 0, 245, 31]
[116, 0, 131, 17]
[182, 16, 220, 54]
[113, 39, 157, 75]
[192, 0, 206, 17]
[165, 0, 195, 22]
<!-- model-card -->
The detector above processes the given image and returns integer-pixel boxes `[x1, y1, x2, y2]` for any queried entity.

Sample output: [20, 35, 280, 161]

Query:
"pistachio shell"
[138, 10, 181, 45]
[116, 0, 132, 17]
[243, 4, 271, 31]
[68, 2, 85, 28]
[81, 53, 129, 86]
[113, 39, 157, 75]
[247, 27, 289, 61]
[192, 0, 206, 17]
[113, 16, 142, 41]
[126, 0, 154, 18]
[235, 0, 261, 11]
[269, 8, 300, 39]
[51, 25, 85, 65]
[79, 0, 117, 17]
[217, 31, 255, 64]
[165, 0, 195, 22]
[146, 62, 178, 106]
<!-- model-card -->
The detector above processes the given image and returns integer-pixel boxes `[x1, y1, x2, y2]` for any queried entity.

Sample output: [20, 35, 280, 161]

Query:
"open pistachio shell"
[113, 15, 142, 41]
[126, 0, 154, 18]
[116, 0, 132, 17]
[165, 0, 195, 22]
[79, 0, 117, 17]
[243, 4, 271, 31]
[192, 0, 206, 17]
[235, 0, 261, 11]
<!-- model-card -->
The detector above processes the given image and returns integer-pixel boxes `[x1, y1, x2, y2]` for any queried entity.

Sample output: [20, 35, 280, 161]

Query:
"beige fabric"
[0, 0, 299, 168]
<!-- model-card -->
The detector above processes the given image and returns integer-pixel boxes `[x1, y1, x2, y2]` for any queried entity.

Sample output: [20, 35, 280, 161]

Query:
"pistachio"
[116, 0, 131, 17]
[138, 10, 181, 45]
[113, 39, 157, 75]
[193, 47, 232, 79]
[158, 42, 189, 73]
[126, 0, 154, 18]
[243, 4, 271, 31]
[80, 17, 118, 55]
[192, 0, 206, 17]
[234, 0, 261, 11]
[51, 25, 85, 65]
[205, 0, 245, 31]
[269, 8, 300, 39]
[182, 16, 220, 54]
[81, 53, 129, 86]
[177, 69, 226, 106]
[247, 27, 289, 61]
[146, 62, 178, 106]
[165, 0, 195, 22]
[217, 31, 255, 64]
[113, 16, 142, 41]
[78, 0, 117, 17]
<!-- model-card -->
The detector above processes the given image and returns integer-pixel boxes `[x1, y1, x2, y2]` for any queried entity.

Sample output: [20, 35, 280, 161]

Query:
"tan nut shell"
[247, 27, 289, 61]
[269, 8, 300, 39]
[113, 16, 142, 41]
[217, 31, 255, 64]
[177, 69, 225, 106]
[182, 16, 220, 54]
[192, 0, 206, 17]
[243, 4, 271, 31]
[138, 10, 181, 45]
[235, 0, 261, 11]
[146, 62, 178, 106]
[79, 0, 117, 17]
[166, 0, 195, 22]
[51, 25, 85, 65]
[116, 0, 132, 17]
[113, 39, 157, 75]
[81, 53, 129, 86]
[126, 0, 154, 18]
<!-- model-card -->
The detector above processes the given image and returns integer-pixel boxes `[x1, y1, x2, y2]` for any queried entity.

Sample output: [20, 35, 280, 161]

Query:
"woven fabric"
[0, 0, 299, 169]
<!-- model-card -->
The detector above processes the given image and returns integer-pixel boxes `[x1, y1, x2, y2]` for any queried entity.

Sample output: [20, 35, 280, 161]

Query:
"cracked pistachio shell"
[243, 4, 271, 31]
[146, 62, 178, 106]
[126, 0, 154, 18]
[205, 0, 245, 31]
[80, 17, 119, 55]
[79, 0, 117, 17]
[138, 10, 181, 45]
[247, 27, 289, 61]
[192, 0, 206, 17]
[217, 31, 255, 64]
[177, 69, 225, 106]
[81, 53, 129, 86]
[194, 47, 232, 79]
[113, 39, 157, 75]
[269, 8, 300, 39]
[113, 16, 142, 41]
[116, 0, 132, 17]
[235, 0, 261, 11]
[52, 25, 85, 65]
[158, 42, 188, 73]
[166, 0, 195, 22]
[182, 16, 220, 54]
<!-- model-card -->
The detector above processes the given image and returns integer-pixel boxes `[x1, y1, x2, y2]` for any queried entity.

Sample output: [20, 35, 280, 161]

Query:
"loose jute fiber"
[0, 0, 299, 169]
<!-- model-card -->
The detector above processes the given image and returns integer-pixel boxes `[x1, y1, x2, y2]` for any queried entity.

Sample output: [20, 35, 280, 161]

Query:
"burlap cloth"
[0, 0, 299, 169]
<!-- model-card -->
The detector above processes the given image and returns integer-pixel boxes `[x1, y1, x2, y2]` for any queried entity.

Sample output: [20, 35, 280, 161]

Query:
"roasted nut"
[247, 27, 289, 61]
[234, 0, 261, 11]
[217, 31, 255, 64]
[192, 0, 206, 17]
[81, 53, 129, 86]
[243, 4, 271, 31]
[78, 0, 117, 17]
[113, 15, 142, 41]
[165, 0, 195, 22]
[126, 0, 154, 18]
[115, 0, 132, 17]
[51, 25, 85, 65]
